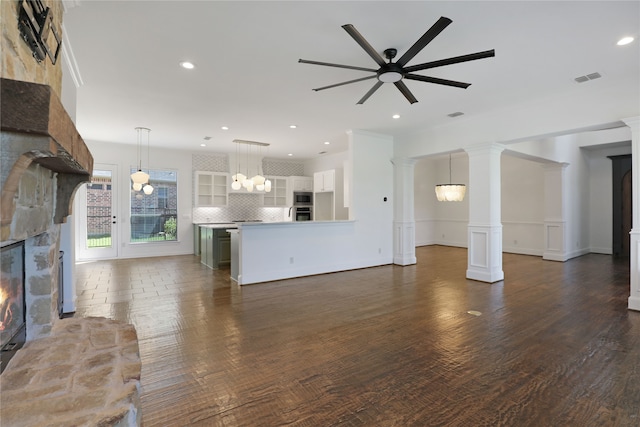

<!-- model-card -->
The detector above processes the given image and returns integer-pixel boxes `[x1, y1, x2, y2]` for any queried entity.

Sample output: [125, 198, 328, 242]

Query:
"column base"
[629, 230, 640, 311]
[466, 223, 504, 283]
[393, 221, 416, 266]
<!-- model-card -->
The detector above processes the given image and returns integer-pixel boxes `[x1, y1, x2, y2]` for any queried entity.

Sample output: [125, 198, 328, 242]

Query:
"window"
[130, 168, 178, 242]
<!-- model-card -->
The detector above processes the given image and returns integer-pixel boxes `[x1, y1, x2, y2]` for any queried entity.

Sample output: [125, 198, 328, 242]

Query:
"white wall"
[80, 141, 195, 259]
[237, 130, 394, 285]
[501, 155, 545, 255]
[414, 153, 546, 255]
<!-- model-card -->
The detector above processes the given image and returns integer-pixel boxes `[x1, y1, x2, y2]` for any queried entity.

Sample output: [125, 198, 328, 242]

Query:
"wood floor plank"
[74, 246, 640, 426]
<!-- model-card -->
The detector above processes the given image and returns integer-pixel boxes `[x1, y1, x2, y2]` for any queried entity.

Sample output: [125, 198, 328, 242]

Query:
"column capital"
[622, 116, 640, 130]
[391, 157, 418, 167]
[543, 162, 570, 171]
[464, 142, 507, 156]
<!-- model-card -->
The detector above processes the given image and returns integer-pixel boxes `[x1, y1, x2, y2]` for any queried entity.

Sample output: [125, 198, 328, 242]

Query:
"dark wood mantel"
[1, 78, 94, 234]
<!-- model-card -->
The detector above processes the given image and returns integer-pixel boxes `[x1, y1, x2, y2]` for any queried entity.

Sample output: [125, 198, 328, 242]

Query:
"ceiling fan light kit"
[299, 16, 495, 104]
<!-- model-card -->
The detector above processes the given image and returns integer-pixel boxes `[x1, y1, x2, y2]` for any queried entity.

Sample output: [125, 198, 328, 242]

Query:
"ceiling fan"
[299, 16, 495, 104]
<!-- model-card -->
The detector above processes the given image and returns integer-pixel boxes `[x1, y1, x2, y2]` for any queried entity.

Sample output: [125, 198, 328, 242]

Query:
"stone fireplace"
[0, 78, 143, 427]
[1, 77, 92, 346]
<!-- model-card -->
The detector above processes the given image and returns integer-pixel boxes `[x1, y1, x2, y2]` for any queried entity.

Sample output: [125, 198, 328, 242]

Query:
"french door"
[76, 165, 118, 260]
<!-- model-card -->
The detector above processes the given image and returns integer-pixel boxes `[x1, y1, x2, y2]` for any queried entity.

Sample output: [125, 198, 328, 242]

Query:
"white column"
[391, 157, 417, 265]
[465, 143, 505, 283]
[543, 163, 570, 261]
[623, 116, 640, 311]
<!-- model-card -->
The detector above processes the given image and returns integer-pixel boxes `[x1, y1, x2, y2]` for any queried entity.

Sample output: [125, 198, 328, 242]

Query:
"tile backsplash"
[191, 154, 303, 223]
[192, 195, 289, 223]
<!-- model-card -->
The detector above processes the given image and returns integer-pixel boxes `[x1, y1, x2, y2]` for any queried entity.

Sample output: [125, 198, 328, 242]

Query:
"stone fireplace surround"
[0, 78, 142, 426]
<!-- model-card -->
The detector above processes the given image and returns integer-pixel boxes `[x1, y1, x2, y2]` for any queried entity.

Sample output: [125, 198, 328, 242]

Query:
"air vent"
[574, 72, 602, 83]
[203, 136, 212, 140]
[447, 111, 464, 118]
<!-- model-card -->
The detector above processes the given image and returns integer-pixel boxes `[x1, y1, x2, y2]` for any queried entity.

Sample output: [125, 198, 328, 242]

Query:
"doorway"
[76, 165, 118, 260]
[610, 155, 632, 258]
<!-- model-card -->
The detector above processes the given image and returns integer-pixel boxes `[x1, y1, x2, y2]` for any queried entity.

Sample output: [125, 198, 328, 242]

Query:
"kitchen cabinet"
[289, 176, 313, 192]
[314, 170, 335, 193]
[200, 227, 214, 267]
[198, 225, 233, 269]
[263, 176, 288, 206]
[286, 176, 313, 206]
[195, 171, 228, 206]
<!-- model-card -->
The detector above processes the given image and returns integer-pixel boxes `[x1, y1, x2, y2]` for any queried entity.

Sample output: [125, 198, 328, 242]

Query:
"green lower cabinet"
[199, 226, 231, 269]
[214, 232, 231, 267]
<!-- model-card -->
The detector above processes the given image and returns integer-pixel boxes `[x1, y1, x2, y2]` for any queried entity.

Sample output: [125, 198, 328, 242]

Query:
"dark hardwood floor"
[74, 246, 640, 426]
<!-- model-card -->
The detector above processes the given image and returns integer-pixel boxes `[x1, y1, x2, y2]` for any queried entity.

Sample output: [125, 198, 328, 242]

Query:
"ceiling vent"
[575, 72, 602, 83]
[447, 111, 464, 118]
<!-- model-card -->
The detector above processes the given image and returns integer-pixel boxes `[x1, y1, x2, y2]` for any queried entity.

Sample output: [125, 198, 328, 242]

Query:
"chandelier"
[231, 139, 271, 192]
[130, 127, 154, 195]
[435, 153, 465, 202]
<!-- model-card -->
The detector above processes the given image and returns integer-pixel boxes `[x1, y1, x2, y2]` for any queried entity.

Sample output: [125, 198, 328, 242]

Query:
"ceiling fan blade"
[357, 81, 383, 104]
[298, 59, 377, 73]
[404, 49, 495, 73]
[404, 74, 471, 89]
[342, 24, 387, 67]
[394, 81, 418, 104]
[313, 75, 377, 92]
[396, 16, 452, 67]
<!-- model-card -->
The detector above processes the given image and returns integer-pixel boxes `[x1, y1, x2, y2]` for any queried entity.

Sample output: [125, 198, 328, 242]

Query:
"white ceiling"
[62, 1, 639, 160]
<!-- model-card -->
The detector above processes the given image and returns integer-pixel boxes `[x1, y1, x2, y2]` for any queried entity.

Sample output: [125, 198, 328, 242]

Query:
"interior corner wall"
[501, 155, 545, 255]
[348, 130, 394, 261]
[414, 157, 437, 246]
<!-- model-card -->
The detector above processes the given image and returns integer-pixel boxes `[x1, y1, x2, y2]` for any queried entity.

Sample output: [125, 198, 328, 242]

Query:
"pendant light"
[435, 153, 466, 202]
[230, 139, 271, 192]
[231, 141, 244, 190]
[130, 127, 154, 195]
[131, 127, 150, 187]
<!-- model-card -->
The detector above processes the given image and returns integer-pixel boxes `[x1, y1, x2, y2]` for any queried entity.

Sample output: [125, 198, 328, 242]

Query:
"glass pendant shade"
[231, 180, 242, 190]
[245, 180, 254, 192]
[252, 174, 265, 186]
[435, 184, 466, 202]
[232, 173, 246, 184]
[132, 182, 143, 191]
[264, 179, 272, 192]
[143, 184, 154, 195]
[131, 170, 149, 185]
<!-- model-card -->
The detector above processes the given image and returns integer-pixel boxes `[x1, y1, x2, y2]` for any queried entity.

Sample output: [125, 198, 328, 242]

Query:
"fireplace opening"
[1, 241, 26, 373]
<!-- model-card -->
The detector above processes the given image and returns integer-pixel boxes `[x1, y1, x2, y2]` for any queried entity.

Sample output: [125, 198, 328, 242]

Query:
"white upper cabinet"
[195, 171, 228, 207]
[314, 169, 335, 193]
[290, 176, 313, 192]
[263, 176, 288, 206]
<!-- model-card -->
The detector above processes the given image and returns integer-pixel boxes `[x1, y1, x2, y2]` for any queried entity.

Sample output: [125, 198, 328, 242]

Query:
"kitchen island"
[229, 220, 391, 285]
[194, 223, 236, 269]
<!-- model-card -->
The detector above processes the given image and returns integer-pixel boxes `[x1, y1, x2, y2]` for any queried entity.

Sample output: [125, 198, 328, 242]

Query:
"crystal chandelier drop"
[435, 153, 465, 202]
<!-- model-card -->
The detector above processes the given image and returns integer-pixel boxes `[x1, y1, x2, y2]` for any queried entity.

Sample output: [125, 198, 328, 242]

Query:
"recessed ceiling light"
[287, 153, 293, 156]
[180, 61, 195, 69]
[324, 141, 330, 145]
[289, 125, 297, 129]
[200, 143, 206, 147]
[617, 36, 634, 46]
[221, 126, 229, 130]
[392, 114, 400, 119]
